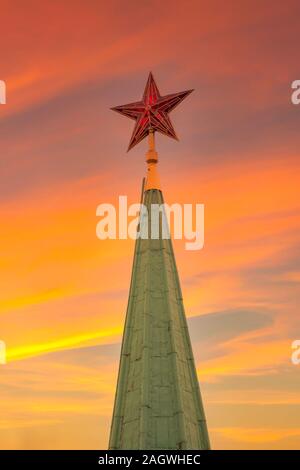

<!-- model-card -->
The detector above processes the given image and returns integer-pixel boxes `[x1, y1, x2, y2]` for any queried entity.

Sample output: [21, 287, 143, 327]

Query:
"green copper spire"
[109, 74, 209, 449]
[108, 138, 210, 449]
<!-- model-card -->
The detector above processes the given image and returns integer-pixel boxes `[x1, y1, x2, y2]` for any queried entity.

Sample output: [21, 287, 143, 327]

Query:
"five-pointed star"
[111, 72, 193, 151]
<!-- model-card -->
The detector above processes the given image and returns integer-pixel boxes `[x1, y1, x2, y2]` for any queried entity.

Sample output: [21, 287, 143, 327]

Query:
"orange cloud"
[213, 427, 300, 444]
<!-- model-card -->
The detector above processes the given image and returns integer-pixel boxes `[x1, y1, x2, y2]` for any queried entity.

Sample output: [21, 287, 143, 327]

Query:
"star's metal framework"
[111, 72, 193, 151]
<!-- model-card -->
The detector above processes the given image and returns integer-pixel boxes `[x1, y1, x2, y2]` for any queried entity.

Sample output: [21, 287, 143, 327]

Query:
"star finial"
[111, 72, 193, 151]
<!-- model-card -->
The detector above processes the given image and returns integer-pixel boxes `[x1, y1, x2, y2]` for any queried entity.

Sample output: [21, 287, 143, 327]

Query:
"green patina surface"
[109, 189, 210, 450]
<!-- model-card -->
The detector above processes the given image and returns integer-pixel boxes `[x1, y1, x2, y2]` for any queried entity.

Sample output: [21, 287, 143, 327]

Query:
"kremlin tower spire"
[109, 73, 210, 450]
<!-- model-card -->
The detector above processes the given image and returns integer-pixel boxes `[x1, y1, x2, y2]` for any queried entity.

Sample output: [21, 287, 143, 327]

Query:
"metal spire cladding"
[108, 73, 209, 449]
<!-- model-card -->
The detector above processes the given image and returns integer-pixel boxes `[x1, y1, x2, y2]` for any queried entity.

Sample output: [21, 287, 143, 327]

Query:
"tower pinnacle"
[109, 74, 209, 450]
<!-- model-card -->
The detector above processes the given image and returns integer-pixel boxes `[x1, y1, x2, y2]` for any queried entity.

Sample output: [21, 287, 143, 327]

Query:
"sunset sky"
[0, 0, 300, 449]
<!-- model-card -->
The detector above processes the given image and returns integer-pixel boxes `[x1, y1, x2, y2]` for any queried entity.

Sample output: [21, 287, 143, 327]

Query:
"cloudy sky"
[0, 0, 300, 449]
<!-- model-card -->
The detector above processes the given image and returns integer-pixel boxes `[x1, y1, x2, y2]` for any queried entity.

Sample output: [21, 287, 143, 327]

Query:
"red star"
[111, 72, 193, 151]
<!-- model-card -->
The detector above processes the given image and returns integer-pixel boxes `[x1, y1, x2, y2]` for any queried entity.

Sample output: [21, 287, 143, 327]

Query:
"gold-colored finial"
[145, 129, 161, 190]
